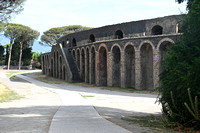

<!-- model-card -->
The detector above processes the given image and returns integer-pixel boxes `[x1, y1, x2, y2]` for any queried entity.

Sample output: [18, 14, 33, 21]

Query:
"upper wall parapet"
[57, 15, 183, 48]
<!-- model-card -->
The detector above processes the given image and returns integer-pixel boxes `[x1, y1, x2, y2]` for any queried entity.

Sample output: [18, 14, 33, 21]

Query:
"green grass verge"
[25, 72, 158, 94]
[0, 83, 21, 103]
[6, 71, 27, 78]
[80, 93, 95, 99]
[102, 86, 159, 94]
[37, 74, 66, 84]
[71, 82, 97, 87]
[122, 115, 175, 133]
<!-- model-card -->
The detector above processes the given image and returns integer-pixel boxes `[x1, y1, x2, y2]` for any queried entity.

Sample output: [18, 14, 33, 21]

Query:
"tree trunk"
[7, 41, 13, 70]
[18, 41, 23, 70]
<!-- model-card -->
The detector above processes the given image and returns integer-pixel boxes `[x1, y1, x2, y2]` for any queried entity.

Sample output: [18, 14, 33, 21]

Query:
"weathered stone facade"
[41, 15, 183, 90]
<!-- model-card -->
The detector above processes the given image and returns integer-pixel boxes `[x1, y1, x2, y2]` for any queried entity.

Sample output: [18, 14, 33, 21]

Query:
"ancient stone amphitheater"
[41, 15, 183, 90]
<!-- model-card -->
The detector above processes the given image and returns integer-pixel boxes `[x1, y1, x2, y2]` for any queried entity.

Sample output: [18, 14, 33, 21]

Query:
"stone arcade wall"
[41, 15, 183, 90]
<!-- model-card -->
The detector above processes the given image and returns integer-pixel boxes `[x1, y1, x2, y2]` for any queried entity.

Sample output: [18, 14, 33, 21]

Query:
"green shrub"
[158, 0, 200, 129]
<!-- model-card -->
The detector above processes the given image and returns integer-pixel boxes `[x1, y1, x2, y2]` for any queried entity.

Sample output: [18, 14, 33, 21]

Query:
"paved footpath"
[16, 72, 131, 133]
[0, 70, 61, 133]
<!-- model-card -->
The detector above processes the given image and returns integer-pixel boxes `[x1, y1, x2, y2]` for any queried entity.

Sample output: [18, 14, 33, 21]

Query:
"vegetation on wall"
[158, 0, 200, 129]
[40, 25, 92, 47]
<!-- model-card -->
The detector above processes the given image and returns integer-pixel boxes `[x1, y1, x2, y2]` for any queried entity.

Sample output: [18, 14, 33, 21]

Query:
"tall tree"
[4, 44, 10, 65]
[40, 25, 92, 47]
[158, 0, 200, 128]
[0, 0, 26, 22]
[0, 23, 4, 32]
[0, 45, 4, 59]
[18, 26, 39, 70]
[176, 0, 194, 10]
[4, 23, 24, 69]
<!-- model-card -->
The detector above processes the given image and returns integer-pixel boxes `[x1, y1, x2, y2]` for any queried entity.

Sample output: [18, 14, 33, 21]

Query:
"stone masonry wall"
[41, 15, 183, 90]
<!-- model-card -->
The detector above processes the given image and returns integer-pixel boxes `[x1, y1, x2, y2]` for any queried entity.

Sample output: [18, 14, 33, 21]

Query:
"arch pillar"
[135, 50, 141, 90]
[95, 51, 99, 85]
[120, 51, 125, 88]
[107, 52, 112, 86]
[85, 48, 90, 83]
[153, 49, 160, 89]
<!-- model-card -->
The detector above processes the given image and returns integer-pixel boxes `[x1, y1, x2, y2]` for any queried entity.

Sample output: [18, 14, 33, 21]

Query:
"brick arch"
[56, 51, 59, 78]
[72, 49, 76, 60]
[85, 46, 90, 83]
[98, 44, 109, 86]
[50, 58, 53, 77]
[140, 42, 154, 90]
[80, 47, 86, 81]
[138, 40, 155, 50]
[157, 38, 174, 50]
[89, 34, 95, 43]
[111, 44, 121, 87]
[124, 42, 136, 51]
[110, 43, 122, 52]
[90, 45, 96, 84]
[124, 43, 136, 88]
[53, 51, 56, 77]
[63, 65, 66, 80]
[72, 38, 77, 47]
[59, 55, 62, 79]
[157, 38, 174, 76]
[151, 25, 163, 35]
[114, 29, 124, 39]
[76, 48, 81, 70]
[90, 45, 96, 53]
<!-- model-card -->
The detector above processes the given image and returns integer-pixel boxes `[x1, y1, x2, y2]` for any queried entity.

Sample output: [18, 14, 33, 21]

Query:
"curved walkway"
[0, 70, 61, 133]
[16, 73, 131, 133]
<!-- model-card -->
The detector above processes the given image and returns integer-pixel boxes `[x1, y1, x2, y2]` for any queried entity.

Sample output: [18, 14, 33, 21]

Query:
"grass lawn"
[102, 86, 159, 94]
[122, 115, 176, 133]
[0, 83, 21, 103]
[25, 72, 159, 94]
[6, 71, 27, 78]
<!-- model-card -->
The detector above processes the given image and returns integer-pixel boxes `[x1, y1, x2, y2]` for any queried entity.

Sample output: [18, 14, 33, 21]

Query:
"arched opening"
[56, 51, 59, 78]
[86, 48, 89, 83]
[42, 56, 45, 74]
[91, 47, 96, 84]
[62, 41, 65, 48]
[140, 43, 153, 90]
[89, 34, 95, 43]
[72, 50, 76, 60]
[76, 49, 80, 71]
[59, 56, 62, 79]
[51, 58, 53, 77]
[81, 49, 85, 81]
[63, 65, 66, 80]
[53, 52, 56, 77]
[72, 38, 77, 47]
[151, 25, 163, 35]
[99, 46, 107, 86]
[112, 46, 121, 87]
[115, 30, 124, 39]
[66, 39, 70, 47]
[125, 45, 135, 88]
[159, 41, 172, 74]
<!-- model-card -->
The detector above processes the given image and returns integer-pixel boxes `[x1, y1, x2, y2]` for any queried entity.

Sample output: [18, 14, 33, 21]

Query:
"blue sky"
[1, 0, 187, 53]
